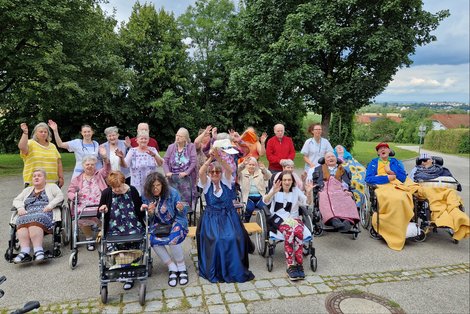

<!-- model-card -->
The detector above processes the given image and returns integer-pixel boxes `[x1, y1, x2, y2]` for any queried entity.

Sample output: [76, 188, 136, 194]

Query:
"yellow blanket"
[416, 187, 469, 241]
[372, 179, 419, 251]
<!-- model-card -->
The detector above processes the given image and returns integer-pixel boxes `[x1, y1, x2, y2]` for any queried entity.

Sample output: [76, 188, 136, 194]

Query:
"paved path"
[0, 156, 469, 313]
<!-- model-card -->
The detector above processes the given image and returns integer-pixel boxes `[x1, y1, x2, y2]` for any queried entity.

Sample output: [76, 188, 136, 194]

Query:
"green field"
[0, 142, 418, 177]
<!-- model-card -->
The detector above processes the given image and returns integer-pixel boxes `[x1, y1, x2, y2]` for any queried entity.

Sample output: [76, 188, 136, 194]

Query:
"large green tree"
[117, 2, 192, 148]
[233, 0, 448, 147]
[0, 0, 127, 152]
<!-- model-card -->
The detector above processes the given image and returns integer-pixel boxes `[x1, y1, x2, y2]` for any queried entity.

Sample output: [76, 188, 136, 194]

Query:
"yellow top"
[21, 140, 61, 184]
[377, 159, 390, 176]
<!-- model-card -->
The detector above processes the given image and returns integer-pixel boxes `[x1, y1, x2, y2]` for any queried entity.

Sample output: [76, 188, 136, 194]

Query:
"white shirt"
[300, 137, 333, 171]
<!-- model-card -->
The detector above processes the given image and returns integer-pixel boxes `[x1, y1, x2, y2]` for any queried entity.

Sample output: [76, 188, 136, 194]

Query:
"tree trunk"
[321, 105, 332, 138]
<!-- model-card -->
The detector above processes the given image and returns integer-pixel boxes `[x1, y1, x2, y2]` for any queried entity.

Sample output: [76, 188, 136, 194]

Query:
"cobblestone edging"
[2, 262, 468, 314]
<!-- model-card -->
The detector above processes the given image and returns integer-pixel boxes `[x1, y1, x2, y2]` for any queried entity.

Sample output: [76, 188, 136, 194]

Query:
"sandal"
[168, 271, 178, 287]
[178, 270, 188, 286]
[87, 243, 96, 251]
[34, 250, 45, 262]
[123, 281, 134, 290]
[13, 252, 32, 264]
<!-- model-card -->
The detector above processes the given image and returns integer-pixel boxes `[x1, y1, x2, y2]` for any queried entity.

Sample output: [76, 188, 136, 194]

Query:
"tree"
[235, 0, 448, 148]
[370, 117, 400, 142]
[0, 0, 127, 152]
[117, 2, 192, 148]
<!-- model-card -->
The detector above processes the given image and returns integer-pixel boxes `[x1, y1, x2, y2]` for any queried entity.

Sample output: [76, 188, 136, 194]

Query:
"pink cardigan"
[67, 163, 110, 201]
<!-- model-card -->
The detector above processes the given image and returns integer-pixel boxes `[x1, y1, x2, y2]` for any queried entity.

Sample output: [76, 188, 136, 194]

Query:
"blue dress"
[196, 180, 254, 283]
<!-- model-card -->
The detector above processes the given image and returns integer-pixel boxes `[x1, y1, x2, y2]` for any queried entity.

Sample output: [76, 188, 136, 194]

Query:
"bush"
[424, 128, 469, 153]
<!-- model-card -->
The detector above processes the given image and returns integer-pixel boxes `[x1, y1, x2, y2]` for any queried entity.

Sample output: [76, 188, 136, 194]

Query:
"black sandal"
[168, 271, 178, 287]
[13, 252, 32, 264]
[34, 250, 45, 262]
[178, 270, 188, 286]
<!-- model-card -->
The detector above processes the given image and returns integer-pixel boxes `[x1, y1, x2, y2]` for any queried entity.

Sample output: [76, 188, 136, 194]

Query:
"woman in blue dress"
[196, 147, 255, 283]
[142, 172, 189, 287]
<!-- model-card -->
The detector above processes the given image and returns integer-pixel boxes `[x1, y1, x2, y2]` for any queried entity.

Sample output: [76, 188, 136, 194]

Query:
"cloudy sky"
[101, 0, 469, 103]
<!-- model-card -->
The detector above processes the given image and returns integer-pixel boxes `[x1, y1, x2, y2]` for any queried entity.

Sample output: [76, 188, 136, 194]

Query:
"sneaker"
[297, 264, 305, 279]
[330, 218, 344, 230]
[286, 265, 300, 281]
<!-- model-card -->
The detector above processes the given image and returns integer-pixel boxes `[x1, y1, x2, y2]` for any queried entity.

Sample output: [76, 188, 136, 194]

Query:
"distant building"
[429, 114, 470, 130]
[356, 113, 402, 124]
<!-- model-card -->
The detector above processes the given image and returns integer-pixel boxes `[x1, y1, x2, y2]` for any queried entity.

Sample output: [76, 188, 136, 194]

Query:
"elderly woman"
[100, 126, 131, 184]
[117, 130, 164, 196]
[12, 169, 64, 263]
[365, 142, 418, 251]
[163, 127, 197, 209]
[311, 152, 359, 232]
[410, 153, 469, 241]
[142, 172, 189, 287]
[237, 157, 272, 222]
[273, 159, 303, 190]
[263, 171, 313, 280]
[18, 122, 64, 187]
[48, 120, 102, 179]
[197, 148, 255, 283]
[98, 171, 144, 290]
[67, 152, 110, 251]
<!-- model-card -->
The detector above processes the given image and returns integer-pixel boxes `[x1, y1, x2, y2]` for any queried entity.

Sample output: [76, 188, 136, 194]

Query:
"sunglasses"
[209, 170, 222, 174]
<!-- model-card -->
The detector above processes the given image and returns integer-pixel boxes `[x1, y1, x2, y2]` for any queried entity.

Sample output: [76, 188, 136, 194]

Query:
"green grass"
[0, 142, 419, 177]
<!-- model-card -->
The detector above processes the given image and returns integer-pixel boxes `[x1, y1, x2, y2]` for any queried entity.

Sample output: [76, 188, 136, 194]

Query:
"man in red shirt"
[266, 124, 296, 175]
[129, 122, 159, 151]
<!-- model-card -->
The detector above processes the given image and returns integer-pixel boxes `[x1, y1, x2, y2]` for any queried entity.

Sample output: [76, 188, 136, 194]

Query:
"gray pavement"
[0, 150, 469, 313]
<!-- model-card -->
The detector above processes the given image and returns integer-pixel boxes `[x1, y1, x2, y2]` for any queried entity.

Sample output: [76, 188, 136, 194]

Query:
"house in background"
[356, 113, 402, 124]
[429, 114, 470, 130]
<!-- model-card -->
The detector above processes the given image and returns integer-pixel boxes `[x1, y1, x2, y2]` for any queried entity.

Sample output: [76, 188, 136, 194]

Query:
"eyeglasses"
[209, 170, 222, 174]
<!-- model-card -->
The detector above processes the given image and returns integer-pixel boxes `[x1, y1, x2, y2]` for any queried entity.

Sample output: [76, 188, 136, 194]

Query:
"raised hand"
[260, 132, 268, 143]
[273, 179, 282, 193]
[124, 136, 131, 148]
[20, 123, 28, 133]
[115, 149, 124, 158]
[47, 120, 58, 131]
[211, 127, 218, 138]
[98, 145, 107, 159]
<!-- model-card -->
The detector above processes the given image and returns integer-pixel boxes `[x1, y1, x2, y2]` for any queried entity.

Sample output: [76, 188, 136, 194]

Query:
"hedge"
[424, 128, 470, 153]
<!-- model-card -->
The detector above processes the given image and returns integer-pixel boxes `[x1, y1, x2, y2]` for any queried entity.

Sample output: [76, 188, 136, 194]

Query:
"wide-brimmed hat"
[213, 139, 239, 155]
[375, 142, 390, 151]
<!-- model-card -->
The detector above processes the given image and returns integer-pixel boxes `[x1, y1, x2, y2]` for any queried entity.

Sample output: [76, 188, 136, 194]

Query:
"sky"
[100, 0, 469, 104]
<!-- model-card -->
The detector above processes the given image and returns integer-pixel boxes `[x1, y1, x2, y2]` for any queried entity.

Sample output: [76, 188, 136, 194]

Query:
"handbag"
[154, 223, 172, 237]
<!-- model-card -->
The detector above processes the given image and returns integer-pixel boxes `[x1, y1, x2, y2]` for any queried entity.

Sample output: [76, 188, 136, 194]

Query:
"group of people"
[11, 120, 469, 286]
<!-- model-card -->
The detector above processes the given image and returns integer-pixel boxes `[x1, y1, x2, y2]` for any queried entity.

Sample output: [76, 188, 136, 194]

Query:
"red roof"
[355, 114, 402, 124]
[430, 114, 470, 129]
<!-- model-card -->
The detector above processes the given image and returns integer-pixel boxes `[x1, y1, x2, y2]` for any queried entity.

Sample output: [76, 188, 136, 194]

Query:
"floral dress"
[17, 190, 54, 233]
[108, 191, 143, 236]
[76, 177, 101, 227]
[124, 147, 158, 195]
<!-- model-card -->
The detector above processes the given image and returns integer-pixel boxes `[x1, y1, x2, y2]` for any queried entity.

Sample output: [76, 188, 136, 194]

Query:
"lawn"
[0, 142, 418, 177]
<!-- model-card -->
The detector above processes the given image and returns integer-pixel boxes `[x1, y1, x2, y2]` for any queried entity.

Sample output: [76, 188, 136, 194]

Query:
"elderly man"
[266, 124, 296, 175]
[129, 122, 159, 151]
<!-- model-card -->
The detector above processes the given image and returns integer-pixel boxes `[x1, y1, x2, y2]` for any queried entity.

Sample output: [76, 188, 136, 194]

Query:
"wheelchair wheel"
[139, 282, 146, 306]
[267, 256, 273, 272]
[147, 258, 153, 277]
[255, 211, 268, 257]
[359, 197, 371, 230]
[310, 256, 318, 272]
[69, 251, 78, 270]
[313, 224, 324, 237]
[100, 285, 108, 304]
[352, 231, 359, 240]
[413, 229, 426, 242]
[61, 205, 72, 246]
[4, 247, 14, 262]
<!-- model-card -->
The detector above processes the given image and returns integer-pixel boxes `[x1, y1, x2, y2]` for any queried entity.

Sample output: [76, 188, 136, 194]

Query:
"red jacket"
[266, 136, 295, 171]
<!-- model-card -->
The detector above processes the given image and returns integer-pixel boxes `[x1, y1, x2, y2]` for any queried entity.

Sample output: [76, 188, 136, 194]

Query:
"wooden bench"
[187, 222, 262, 239]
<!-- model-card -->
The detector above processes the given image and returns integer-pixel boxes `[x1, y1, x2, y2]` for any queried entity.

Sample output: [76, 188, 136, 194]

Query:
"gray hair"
[104, 126, 119, 136]
[216, 132, 230, 140]
[175, 127, 191, 144]
[246, 157, 258, 165]
[137, 130, 149, 138]
[32, 168, 47, 178]
[81, 155, 98, 166]
[32, 122, 52, 142]
[280, 159, 294, 167]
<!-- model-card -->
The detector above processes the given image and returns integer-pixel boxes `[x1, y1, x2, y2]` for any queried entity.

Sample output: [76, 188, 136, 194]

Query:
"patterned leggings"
[278, 218, 304, 267]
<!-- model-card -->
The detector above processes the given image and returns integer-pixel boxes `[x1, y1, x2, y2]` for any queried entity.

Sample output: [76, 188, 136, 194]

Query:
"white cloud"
[376, 64, 469, 102]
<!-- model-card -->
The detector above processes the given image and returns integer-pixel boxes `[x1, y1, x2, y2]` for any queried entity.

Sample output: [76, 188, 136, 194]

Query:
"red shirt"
[266, 135, 295, 171]
[130, 137, 159, 151]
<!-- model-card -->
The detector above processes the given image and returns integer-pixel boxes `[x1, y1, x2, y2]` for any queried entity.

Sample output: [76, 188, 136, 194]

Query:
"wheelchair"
[254, 205, 317, 273]
[367, 184, 426, 242]
[311, 185, 360, 240]
[4, 203, 71, 263]
[412, 156, 465, 244]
